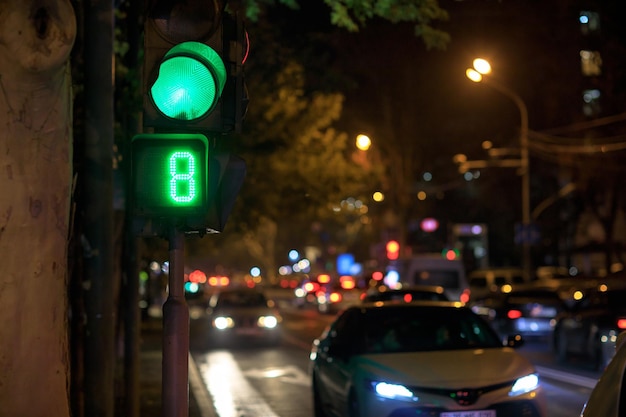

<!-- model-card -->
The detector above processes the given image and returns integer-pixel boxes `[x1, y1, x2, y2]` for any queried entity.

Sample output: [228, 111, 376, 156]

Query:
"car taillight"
[460, 289, 471, 303]
[617, 318, 626, 329]
[329, 292, 342, 303]
[403, 294, 413, 303]
[508, 309, 523, 319]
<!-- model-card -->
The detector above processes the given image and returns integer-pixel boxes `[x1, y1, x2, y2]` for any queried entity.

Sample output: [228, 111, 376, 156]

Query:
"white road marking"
[189, 353, 218, 417]
[197, 350, 280, 417]
[244, 365, 311, 387]
[535, 365, 598, 390]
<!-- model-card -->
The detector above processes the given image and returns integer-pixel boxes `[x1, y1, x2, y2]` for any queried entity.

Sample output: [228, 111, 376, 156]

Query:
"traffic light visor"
[150, 41, 227, 121]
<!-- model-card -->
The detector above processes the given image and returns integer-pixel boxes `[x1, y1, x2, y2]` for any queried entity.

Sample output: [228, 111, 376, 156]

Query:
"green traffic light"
[150, 42, 227, 121]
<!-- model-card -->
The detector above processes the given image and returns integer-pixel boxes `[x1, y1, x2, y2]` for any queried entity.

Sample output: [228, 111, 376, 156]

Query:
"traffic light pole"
[162, 225, 190, 417]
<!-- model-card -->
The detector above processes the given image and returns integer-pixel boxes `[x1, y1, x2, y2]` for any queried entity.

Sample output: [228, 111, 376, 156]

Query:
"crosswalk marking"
[197, 351, 280, 417]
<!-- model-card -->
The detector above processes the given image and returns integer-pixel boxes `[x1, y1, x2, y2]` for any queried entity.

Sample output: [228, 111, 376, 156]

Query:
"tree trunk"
[0, 1, 75, 416]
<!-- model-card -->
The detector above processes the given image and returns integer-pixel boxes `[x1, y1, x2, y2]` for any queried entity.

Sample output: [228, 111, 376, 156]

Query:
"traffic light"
[442, 248, 460, 260]
[143, 0, 247, 133]
[386, 240, 400, 260]
[149, 41, 226, 123]
[130, 136, 246, 234]
[131, 0, 247, 235]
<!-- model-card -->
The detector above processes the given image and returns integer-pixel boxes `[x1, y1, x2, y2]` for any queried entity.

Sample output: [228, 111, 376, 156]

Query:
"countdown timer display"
[131, 133, 208, 217]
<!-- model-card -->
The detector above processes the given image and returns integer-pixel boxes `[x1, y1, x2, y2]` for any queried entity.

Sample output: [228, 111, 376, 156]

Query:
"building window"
[580, 50, 602, 76]
[582, 89, 601, 117]
[579, 11, 600, 35]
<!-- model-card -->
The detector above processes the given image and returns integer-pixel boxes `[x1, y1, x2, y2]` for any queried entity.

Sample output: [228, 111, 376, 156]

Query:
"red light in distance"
[372, 271, 383, 281]
[386, 240, 400, 260]
[507, 310, 523, 320]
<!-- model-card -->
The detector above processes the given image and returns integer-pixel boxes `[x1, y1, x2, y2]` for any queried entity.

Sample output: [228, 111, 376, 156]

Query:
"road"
[186, 300, 598, 417]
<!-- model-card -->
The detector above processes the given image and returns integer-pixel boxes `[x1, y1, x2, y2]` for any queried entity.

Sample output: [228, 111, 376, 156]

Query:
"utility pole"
[465, 59, 533, 282]
[82, 0, 116, 416]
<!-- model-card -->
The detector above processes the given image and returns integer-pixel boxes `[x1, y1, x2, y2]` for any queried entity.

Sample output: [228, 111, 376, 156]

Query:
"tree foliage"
[241, 0, 450, 50]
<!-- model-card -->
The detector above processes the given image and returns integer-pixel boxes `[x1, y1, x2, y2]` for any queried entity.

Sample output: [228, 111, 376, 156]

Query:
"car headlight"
[509, 373, 539, 396]
[370, 381, 417, 402]
[213, 316, 234, 330]
[258, 315, 278, 329]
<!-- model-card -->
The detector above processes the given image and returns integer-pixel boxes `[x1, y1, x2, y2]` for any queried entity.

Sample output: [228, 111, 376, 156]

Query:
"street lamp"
[356, 134, 372, 151]
[466, 58, 532, 282]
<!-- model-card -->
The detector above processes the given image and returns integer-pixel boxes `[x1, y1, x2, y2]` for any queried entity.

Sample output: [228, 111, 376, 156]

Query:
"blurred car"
[579, 330, 626, 417]
[468, 267, 526, 301]
[310, 301, 546, 417]
[535, 265, 573, 281]
[553, 283, 626, 370]
[206, 287, 282, 345]
[293, 274, 333, 309]
[316, 279, 362, 314]
[360, 284, 449, 303]
[403, 254, 471, 302]
[470, 286, 566, 342]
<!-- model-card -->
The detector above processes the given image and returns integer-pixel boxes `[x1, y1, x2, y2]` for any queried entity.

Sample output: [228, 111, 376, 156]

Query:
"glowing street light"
[473, 58, 492, 75]
[356, 134, 372, 151]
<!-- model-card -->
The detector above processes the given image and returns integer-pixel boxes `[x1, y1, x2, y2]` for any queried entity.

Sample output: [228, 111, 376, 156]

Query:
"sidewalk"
[139, 317, 204, 417]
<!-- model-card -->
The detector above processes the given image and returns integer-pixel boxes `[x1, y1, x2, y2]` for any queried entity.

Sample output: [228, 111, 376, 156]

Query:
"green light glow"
[169, 151, 196, 203]
[151, 42, 226, 121]
[131, 134, 208, 216]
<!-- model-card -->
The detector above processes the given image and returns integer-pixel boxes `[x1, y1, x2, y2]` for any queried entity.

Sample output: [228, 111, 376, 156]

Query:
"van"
[401, 254, 470, 303]
[468, 267, 525, 300]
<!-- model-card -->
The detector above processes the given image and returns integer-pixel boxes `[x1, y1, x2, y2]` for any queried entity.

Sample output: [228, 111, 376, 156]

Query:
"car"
[579, 330, 626, 417]
[206, 287, 282, 345]
[470, 286, 566, 342]
[310, 301, 546, 417]
[468, 267, 526, 300]
[317, 282, 362, 314]
[402, 254, 471, 302]
[360, 284, 449, 303]
[293, 274, 333, 309]
[553, 282, 626, 370]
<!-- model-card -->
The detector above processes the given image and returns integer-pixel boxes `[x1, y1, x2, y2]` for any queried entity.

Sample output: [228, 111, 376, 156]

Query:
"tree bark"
[0, 1, 75, 416]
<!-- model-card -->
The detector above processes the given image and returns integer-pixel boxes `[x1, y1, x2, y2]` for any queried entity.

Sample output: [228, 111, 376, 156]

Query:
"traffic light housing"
[143, 0, 247, 134]
[130, 137, 246, 235]
[131, 134, 208, 218]
[131, 0, 247, 235]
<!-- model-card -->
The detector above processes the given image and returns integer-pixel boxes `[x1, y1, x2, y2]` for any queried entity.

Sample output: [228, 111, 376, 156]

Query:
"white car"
[310, 301, 546, 417]
[580, 330, 626, 417]
[206, 287, 282, 346]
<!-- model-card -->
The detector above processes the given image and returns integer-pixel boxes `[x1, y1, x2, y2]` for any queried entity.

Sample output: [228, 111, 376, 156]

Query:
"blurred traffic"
[205, 287, 283, 346]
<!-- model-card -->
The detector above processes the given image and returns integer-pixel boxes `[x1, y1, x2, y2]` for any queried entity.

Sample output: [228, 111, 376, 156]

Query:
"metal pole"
[484, 79, 532, 282]
[83, 0, 115, 415]
[519, 98, 531, 283]
[162, 226, 190, 417]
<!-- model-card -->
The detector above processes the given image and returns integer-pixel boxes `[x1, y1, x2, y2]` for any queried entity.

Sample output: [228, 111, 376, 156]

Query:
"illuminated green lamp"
[150, 41, 227, 121]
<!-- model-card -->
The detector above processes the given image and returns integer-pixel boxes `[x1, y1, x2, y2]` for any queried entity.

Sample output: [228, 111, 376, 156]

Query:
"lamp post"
[466, 58, 532, 282]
